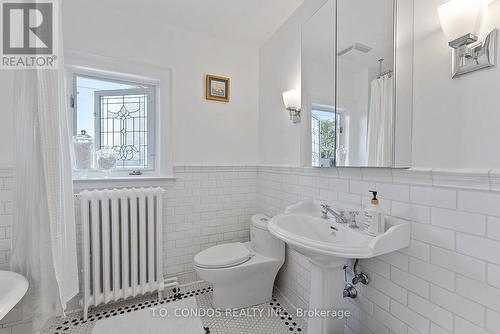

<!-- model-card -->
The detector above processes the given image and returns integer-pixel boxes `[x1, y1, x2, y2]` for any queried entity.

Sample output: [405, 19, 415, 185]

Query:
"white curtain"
[367, 75, 394, 166]
[10, 0, 79, 331]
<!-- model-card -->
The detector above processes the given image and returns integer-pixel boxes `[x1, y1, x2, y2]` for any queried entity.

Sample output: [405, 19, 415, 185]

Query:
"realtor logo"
[1, 1, 58, 68]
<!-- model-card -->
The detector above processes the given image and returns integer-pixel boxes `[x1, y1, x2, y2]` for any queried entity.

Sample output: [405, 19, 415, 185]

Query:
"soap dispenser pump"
[363, 191, 385, 236]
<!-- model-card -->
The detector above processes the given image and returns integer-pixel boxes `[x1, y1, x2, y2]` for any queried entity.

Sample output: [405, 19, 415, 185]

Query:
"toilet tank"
[250, 214, 285, 261]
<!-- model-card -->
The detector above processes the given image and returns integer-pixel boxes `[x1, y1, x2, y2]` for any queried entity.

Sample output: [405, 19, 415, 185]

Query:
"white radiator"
[79, 187, 165, 319]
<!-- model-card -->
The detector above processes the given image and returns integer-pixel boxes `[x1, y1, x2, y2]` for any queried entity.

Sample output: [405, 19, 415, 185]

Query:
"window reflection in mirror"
[311, 106, 349, 167]
[311, 108, 335, 167]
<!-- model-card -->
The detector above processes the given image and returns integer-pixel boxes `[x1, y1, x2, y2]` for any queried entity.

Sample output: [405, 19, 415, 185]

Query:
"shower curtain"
[10, 0, 79, 331]
[367, 74, 394, 166]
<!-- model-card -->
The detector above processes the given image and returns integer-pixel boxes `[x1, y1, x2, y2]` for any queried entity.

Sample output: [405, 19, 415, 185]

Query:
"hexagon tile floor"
[41, 281, 307, 334]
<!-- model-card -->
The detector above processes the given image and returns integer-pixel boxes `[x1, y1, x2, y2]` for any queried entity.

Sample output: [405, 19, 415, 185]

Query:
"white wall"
[259, 0, 500, 169]
[0, 5, 261, 330]
[413, 0, 500, 168]
[0, 1, 261, 168]
[62, 0, 260, 166]
[258, 2, 500, 333]
[48, 1, 259, 167]
[0, 2, 260, 168]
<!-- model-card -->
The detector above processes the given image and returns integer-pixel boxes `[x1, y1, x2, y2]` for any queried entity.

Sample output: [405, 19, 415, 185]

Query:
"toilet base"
[195, 253, 283, 310]
[211, 271, 275, 309]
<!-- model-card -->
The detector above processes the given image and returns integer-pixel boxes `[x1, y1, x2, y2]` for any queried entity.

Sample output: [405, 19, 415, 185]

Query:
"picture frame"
[206, 74, 230, 102]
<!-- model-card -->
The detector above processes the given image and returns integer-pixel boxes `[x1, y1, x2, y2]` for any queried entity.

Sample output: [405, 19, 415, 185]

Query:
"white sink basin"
[269, 202, 410, 263]
[0, 271, 28, 321]
[269, 200, 411, 334]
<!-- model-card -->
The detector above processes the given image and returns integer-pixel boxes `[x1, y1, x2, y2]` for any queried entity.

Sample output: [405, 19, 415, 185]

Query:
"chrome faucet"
[321, 204, 348, 224]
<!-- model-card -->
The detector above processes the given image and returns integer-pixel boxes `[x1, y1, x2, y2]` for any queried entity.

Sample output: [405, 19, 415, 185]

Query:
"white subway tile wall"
[1, 166, 259, 333]
[72, 165, 258, 288]
[162, 166, 258, 274]
[257, 166, 500, 334]
[3, 165, 500, 334]
[0, 174, 12, 271]
[0, 171, 24, 333]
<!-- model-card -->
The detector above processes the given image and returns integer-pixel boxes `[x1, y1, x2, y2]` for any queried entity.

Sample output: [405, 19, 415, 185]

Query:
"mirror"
[302, 0, 413, 168]
[302, 0, 336, 168]
[337, 0, 394, 167]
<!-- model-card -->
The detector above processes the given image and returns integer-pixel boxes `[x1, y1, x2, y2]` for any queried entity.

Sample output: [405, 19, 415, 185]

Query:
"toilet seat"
[194, 243, 254, 269]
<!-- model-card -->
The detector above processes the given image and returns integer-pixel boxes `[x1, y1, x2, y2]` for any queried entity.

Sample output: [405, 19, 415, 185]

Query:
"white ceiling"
[93, 0, 304, 46]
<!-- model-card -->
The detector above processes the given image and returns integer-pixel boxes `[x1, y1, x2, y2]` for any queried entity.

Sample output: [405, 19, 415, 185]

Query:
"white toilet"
[194, 214, 285, 309]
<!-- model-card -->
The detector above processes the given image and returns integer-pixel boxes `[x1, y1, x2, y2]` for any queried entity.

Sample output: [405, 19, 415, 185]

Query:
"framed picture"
[206, 75, 230, 102]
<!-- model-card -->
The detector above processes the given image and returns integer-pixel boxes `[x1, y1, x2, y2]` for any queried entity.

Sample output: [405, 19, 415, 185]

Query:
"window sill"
[73, 175, 176, 191]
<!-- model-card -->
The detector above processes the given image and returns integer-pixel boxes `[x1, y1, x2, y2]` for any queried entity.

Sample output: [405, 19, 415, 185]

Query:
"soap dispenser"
[363, 191, 385, 236]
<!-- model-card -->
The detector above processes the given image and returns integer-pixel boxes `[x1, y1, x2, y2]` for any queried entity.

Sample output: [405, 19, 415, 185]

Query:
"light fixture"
[438, 0, 497, 78]
[337, 42, 372, 59]
[282, 89, 301, 123]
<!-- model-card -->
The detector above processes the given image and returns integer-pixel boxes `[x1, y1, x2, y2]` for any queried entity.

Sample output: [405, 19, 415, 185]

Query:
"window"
[73, 75, 156, 171]
[311, 108, 337, 168]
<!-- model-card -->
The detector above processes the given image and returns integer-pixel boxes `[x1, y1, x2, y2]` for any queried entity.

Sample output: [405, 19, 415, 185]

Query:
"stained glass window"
[74, 75, 155, 170]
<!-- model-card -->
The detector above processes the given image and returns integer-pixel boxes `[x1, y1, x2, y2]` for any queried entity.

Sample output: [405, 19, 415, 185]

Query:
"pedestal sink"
[0, 271, 28, 321]
[269, 200, 410, 334]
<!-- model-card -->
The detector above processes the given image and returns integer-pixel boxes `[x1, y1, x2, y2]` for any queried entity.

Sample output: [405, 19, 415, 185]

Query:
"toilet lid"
[194, 243, 253, 269]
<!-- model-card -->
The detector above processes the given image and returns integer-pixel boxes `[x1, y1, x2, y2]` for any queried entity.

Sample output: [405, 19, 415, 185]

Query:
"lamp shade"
[438, 0, 487, 41]
[282, 89, 301, 109]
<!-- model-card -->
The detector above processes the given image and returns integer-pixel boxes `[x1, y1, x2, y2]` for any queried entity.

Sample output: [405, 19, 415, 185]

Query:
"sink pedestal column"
[308, 258, 346, 334]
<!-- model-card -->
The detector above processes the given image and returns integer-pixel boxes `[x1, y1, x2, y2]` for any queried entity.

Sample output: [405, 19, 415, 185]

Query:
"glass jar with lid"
[73, 130, 94, 172]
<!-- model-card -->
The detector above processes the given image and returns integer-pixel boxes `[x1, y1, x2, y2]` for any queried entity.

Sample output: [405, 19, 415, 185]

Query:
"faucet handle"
[349, 211, 359, 229]
[321, 204, 330, 219]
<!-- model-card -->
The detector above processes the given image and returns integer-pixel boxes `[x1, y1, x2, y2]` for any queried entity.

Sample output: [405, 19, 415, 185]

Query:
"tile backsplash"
[257, 166, 500, 334]
[3, 165, 500, 334]
[0, 170, 13, 271]
[162, 165, 258, 275]
[1, 165, 259, 332]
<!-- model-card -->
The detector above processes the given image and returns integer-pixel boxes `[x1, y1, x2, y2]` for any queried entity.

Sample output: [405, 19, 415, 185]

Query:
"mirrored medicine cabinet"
[301, 0, 414, 168]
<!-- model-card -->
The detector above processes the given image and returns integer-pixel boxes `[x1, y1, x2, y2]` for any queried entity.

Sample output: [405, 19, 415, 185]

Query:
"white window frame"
[311, 114, 321, 167]
[94, 86, 156, 171]
[66, 51, 173, 183]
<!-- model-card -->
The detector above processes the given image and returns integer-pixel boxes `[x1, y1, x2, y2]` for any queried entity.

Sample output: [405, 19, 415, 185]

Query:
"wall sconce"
[438, 0, 497, 78]
[282, 89, 301, 123]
